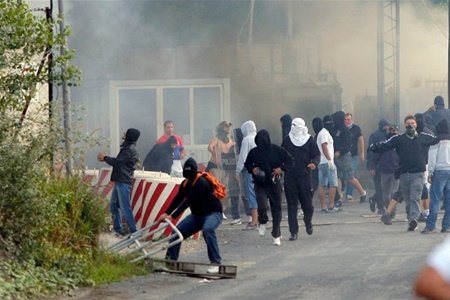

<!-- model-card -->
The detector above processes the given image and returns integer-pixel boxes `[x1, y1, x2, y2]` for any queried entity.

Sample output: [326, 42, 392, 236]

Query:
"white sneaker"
[230, 218, 242, 225]
[248, 216, 253, 223]
[258, 224, 267, 237]
[273, 237, 281, 246]
[206, 266, 219, 274]
[222, 213, 228, 220]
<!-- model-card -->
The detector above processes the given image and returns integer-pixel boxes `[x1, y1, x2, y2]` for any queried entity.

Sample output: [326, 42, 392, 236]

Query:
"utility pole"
[58, 0, 73, 175]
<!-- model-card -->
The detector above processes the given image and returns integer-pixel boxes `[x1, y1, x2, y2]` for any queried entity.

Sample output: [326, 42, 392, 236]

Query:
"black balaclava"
[125, 128, 140, 143]
[331, 111, 346, 129]
[255, 129, 271, 151]
[183, 157, 198, 180]
[280, 114, 293, 139]
[414, 113, 425, 133]
[165, 136, 177, 153]
[323, 115, 334, 132]
[312, 117, 323, 135]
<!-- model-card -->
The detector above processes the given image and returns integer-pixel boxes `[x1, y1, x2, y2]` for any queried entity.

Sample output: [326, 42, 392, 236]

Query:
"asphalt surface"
[65, 186, 449, 300]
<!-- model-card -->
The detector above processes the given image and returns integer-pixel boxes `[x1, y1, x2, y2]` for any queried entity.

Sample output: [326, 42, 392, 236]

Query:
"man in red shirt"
[156, 120, 185, 176]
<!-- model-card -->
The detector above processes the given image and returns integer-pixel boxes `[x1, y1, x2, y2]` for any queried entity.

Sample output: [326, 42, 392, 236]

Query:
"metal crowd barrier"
[108, 218, 183, 263]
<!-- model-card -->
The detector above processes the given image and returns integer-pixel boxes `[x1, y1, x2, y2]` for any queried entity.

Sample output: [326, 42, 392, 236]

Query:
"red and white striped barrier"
[91, 169, 201, 240]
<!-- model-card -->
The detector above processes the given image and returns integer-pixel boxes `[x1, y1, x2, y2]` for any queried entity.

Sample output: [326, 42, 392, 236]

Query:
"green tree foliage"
[0, 1, 112, 298]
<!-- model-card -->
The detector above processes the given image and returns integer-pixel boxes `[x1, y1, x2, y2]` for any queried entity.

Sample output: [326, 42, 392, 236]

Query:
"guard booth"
[109, 78, 231, 166]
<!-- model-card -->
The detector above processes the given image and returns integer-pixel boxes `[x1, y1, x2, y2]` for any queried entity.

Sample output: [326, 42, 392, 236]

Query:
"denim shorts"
[318, 163, 338, 187]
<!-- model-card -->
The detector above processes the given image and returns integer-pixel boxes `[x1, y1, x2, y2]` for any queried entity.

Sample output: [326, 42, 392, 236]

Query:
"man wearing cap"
[97, 128, 141, 237]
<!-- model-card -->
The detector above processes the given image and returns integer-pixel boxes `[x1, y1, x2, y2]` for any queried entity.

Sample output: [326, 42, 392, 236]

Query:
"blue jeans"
[110, 182, 137, 234]
[427, 170, 450, 230]
[167, 212, 222, 264]
[346, 155, 360, 196]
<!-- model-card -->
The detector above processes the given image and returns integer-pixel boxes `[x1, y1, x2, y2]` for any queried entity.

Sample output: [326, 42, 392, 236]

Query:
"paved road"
[67, 193, 448, 300]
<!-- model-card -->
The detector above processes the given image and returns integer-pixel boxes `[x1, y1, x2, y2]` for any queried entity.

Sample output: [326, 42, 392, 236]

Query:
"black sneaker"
[289, 233, 298, 241]
[360, 192, 367, 204]
[441, 228, 450, 233]
[335, 200, 343, 208]
[369, 197, 376, 212]
[327, 206, 341, 213]
[380, 213, 393, 225]
[377, 208, 386, 215]
[305, 224, 313, 235]
[408, 219, 418, 232]
[418, 214, 428, 223]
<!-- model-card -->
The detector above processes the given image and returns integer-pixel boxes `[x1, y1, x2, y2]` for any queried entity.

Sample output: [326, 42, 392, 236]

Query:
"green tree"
[0, 1, 110, 298]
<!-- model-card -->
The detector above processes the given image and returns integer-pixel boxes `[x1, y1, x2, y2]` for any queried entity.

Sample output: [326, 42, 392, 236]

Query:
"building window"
[109, 79, 230, 158]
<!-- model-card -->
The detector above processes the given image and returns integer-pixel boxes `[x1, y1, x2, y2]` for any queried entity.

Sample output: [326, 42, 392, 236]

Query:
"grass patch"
[85, 251, 150, 285]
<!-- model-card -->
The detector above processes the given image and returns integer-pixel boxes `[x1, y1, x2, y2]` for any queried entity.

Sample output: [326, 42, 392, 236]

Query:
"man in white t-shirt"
[414, 235, 450, 298]
[315, 115, 339, 213]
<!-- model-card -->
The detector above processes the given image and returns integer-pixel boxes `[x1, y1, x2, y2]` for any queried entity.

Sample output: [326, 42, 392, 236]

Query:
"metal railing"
[108, 219, 183, 263]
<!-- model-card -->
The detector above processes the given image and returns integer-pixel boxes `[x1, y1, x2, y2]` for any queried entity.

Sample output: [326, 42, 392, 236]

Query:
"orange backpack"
[183, 172, 227, 200]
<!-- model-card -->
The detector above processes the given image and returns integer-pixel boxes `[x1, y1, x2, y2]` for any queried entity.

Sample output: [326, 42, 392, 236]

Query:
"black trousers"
[284, 174, 314, 235]
[255, 181, 283, 238]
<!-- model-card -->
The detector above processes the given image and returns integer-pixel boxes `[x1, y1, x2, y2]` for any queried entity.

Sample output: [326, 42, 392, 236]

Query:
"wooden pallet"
[149, 258, 237, 279]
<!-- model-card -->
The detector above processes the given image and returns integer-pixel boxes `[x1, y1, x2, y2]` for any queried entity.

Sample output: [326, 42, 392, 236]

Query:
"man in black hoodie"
[157, 157, 223, 273]
[367, 118, 391, 212]
[142, 136, 178, 174]
[245, 129, 295, 246]
[97, 128, 141, 236]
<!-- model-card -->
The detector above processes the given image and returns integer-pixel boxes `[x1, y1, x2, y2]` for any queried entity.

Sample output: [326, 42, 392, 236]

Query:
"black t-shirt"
[348, 124, 363, 156]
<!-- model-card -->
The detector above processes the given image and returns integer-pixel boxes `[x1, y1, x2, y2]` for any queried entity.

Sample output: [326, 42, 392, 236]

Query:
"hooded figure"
[423, 96, 450, 134]
[280, 114, 293, 142]
[143, 136, 178, 174]
[98, 127, 141, 236]
[235, 120, 258, 228]
[289, 118, 311, 147]
[159, 156, 223, 269]
[281, 118, 320, 240]
[312, 117, 323, 137]
[245, 129, 295, 246]
[124, 128, 140, 145]
[236, 121, 257, 174]
[182, 157, 198, 180]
